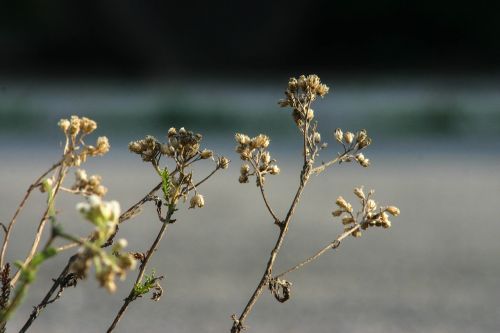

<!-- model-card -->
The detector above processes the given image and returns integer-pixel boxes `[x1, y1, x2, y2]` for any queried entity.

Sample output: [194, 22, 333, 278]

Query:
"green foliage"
[15, 247, 58, 284]
[160, 168, 170, 201]
[132, 270, 158, 298]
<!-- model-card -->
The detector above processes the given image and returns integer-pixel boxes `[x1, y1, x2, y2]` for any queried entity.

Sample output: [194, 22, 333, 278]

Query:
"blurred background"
[0, 1, 499, 332]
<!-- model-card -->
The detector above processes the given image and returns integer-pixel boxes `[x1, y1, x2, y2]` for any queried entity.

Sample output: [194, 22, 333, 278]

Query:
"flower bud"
[235, 133, 250, 145]
[200, 149, 213, 159]
[269, 165, 280, 175]
[189, 193, 205, 209]
[385, 206, 400, 216]
[332, 209, 343, 217]
[167, 127, 177, 137]
[353, 187, 365, 200]
[344, 131, 355, 144]
[218, 156, 230, 169]
[342, 217, 355, 225]
[334, 128, 343, 142]
[313, 132, 321, 144]
[58, 119, 70, 133]
[261, 151, 271, 165]
[366, 199, 377, 211]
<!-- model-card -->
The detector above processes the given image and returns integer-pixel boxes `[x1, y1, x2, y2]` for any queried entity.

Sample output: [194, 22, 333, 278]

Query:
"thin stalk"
[231, 162, 311, 333]
[10, 164, 67, 286]
[106, 209, 174, 333]
[0, 160, 62, 269]
[275, 224, 361, 279]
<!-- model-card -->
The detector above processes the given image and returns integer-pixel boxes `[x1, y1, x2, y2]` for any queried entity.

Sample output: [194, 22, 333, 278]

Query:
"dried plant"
[0, 75, 399, 332]
[230, 75, 400, 332]
[0, 118, 228, 332]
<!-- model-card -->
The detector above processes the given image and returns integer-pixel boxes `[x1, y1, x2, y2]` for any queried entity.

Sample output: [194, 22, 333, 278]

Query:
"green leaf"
[161, 168, 170, 201]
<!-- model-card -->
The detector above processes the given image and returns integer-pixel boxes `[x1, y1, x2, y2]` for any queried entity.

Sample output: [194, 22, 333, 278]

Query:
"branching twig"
[106, 206, 175, 333]
[275, 224, 361, 279]
[10, 164, 68, 286]
[0, 160, 62, 269]
[18, 182, 162, 332]
[231, 158, 312, 333]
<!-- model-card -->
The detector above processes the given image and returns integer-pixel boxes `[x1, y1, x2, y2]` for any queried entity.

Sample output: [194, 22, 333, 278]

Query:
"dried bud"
[335, 196, 352, 212]
[355, 153, 365, 163]
[344, 131, 355, 144]
[382, 220, 392, 229]
[251, 134, 270, 149]
[360, 158, 370, 167]
[288, 77, 298, 92]
[357, 129, 367, 144]
[238, 175, 249, 183]
[95, 136, 110, 155]
[69, 115, 81, 136]
[261, 151, 271, 165]
[332, 209, 343, 217]
[80, 117, 97, 134]
[218, 156, 230, 169]
[58, 119, 70, 133]
[358, 137, 372, 149]
[269, 165, 280, 175]
[313, 132, 321, 144]
[366, 199, 377, 212]
[189, 193, 205, 209]
[334, 128, 343, 142]
[316, 84, 330, 97]
[342, 217, 355, 225]
[307, 74, 320, 90]
[240, 164, 250, 175]
[128, 141, 142, 154]
[179, 127, 187, 135]
[167, 127, 177, 137]
[200, 149, 213, 159]
[235, 133, 251, 145]
[354, 187, 365, 200]
[385, 206, 400, 216]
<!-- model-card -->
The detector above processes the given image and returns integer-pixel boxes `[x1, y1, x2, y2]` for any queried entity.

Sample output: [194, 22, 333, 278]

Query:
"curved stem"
[0, 160, 62, 269]
[10, 164, 67, 286]
[107, 209, 173, 333]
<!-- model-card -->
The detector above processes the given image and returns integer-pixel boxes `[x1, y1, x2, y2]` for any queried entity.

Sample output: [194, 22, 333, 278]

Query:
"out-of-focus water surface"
[0, 80, 499, 332]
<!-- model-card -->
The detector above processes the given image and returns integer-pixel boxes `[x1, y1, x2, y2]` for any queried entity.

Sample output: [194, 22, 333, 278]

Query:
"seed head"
[200, 149, 213, 159]
[218, 156, 230, 169]
[385, 206, 400, 216]
[189, 193, 205, 209]
[344, 131, 355, 144]
[334, 128, 343, 142]
[269, 165, 280, 175]
[58, 119, 70, 133]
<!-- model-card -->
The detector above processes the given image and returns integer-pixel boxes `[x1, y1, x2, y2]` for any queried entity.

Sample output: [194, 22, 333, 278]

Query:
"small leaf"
[161, 168, 170, 201]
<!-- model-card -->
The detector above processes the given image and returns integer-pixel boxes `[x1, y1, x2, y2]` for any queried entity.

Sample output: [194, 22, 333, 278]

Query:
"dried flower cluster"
[333, 187, 400, 238]
[70, 169, 107, 197]
[235, 133, 279, 185]
[333, 128, 372, 167]
[72, 196, 136, 293]
[279, 74, 329, 127]
[231, 74, 400, 333]
[129, 127, 229, 208]
[58, 116, 110, 167]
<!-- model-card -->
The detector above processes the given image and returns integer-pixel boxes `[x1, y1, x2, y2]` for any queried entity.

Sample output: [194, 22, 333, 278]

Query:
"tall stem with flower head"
[230, 75, 400, 332]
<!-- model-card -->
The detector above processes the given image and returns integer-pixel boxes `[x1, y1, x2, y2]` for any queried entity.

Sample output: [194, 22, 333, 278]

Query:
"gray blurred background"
[1, 1, 499, 332]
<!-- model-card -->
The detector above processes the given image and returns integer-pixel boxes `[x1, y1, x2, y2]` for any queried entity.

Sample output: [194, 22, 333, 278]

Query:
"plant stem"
[0, 160, 62, 269]
[106, 208, 174, 333]
[274, 224, 360, 279]
[19, 182, 163, 332]
[10, 164, 67, 286]
[231, 163, 311, 333]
